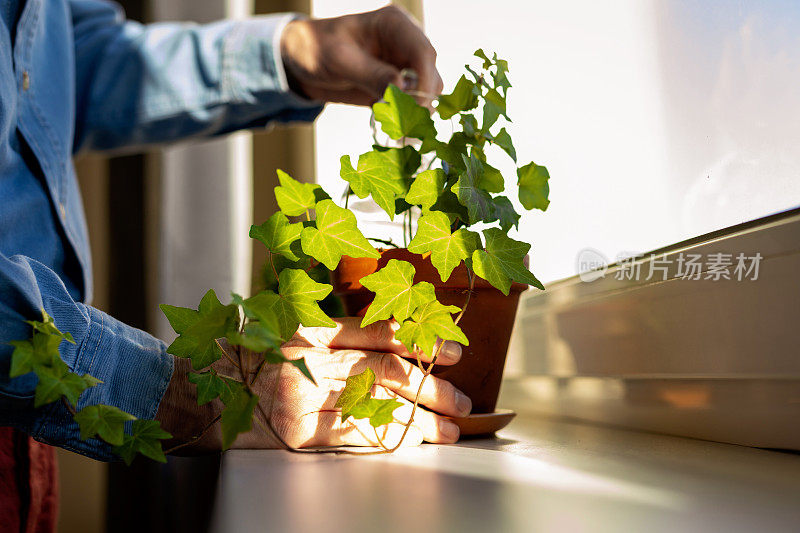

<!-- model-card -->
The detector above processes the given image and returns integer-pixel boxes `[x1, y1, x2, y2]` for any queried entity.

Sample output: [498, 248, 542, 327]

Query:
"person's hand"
[280, 5, 444, 106]
[235, 318, 470, 449]
[157, 318, 470, 452]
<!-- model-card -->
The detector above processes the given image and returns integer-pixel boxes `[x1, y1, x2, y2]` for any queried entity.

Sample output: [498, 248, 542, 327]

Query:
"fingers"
[293, 318, 462, 366]
[372, 5, 443, 104]
[326, 350, 472, 417]
[327, 41, 402, 100]
[295, 381, 460, 444]
[297, 397, 459, 447]
[373, 387, 460, 444]
[301, 410, 424, 448]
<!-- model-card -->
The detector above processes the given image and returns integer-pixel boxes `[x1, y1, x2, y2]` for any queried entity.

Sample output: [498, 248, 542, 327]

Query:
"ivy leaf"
[231, 292, 285, 348]
[435, 134, 469, 173]
[9, 333, 61, 378]
[491, 127, 516, 162]
[349, 397, 403, 428]
[373, 84, 436, 141]
[480, 160, 505, 193]
[517, 162, 551, 211]
[249, 212, 303, 261]
[406, 169, 445, 210]
[429, 187, 469, 226]
[300, 199, 379, 270]
[493, 56, 512, 93]
[227, 322, 284, 354]
[408, 211, 481, 282]
[472, 228, 543, 295]
[274, 169, 320, 217]
[187, 369, 229, 405]
[26, 310, 75, 344]
[491, 196, 521, 231]
[395, 300, 468, 358]
[334, 368, 375, 422]
[34, 359, 98, 408]
[340, 147, 420, 219]
[236, 270, 334, 340]
[113, 420, 171, 465]
[262, 351, 316, 385]
[359, 260, 436, 327]
[474, 48, 493, 69]
[437, 75, 478, 120]
[260, 254, 314, 292]
[74, 404, 136, 446]
[482, 88, 508, 130]
[452, 154, 497, 224]
[460, 114, 480, 138]
[161, 290, 240, 370]
[275, 269, 335, 336]
[220, 382, 259, 450]
[159, 305, 199, 336]
[8, 340, 36, 378]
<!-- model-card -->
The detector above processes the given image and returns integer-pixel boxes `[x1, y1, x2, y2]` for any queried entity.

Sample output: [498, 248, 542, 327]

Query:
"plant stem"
[403, 211, 409, 248]
[426, 268, 474, 374]
[387, 267, 476, 451]
[385, 373, 428, 453]
[163, 414, 222, 455]
[269, 251, 279, 280]
[373, 426, 389, 451]
[61, 396, 77, 416]
[220, 350, 241, 370]
[367, 237, 400, 249]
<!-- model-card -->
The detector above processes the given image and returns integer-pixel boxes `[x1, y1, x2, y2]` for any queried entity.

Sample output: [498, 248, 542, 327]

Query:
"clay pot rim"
[332, 248, 530, 294]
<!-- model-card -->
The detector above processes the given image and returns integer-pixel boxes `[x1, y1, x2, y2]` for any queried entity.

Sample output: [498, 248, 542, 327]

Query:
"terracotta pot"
[331, 249, 527, 414]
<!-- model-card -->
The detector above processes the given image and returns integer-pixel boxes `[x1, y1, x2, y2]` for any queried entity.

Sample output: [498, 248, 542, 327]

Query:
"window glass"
[314, 1, 800, 282]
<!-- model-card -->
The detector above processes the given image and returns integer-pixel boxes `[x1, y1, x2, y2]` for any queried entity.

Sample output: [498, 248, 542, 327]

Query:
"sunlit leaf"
[472, 228, 543, 295]
[161, 290, 240, 370]
[250, 212, 303, 261]
[359, 260, 436, 326]
[340, 147, 420, 219]
[300, 200, 379, 270]
[395, 300, 468, 359]
[408, 211, 481, 282]
[373, 85, 436, 141]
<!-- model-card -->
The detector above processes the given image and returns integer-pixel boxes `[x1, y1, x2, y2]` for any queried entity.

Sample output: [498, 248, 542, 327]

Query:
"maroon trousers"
[0, 428, 58, 533]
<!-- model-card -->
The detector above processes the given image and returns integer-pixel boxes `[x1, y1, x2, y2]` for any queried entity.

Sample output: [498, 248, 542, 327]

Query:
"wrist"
[279, 18, 315, 100]
[156, 357, 222, 454]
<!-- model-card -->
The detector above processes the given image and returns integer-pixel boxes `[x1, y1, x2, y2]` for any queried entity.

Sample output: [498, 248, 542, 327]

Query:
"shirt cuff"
[223, 13, 324, 124]
[31, 306, 173, 461]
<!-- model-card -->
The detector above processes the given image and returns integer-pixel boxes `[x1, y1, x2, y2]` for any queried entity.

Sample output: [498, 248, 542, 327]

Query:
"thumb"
[333, 42, 402, 99]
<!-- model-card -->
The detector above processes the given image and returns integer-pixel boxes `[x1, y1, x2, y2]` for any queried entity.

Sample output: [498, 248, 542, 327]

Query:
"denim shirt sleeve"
[69, 0, 323, 153]
[0, 253, 173, 461]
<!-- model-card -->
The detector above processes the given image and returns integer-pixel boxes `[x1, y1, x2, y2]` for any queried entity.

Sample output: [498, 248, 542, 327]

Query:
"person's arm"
[70, 0, 322, 153]
[0, 253, 172, 460]
[70, 1, 443, 153]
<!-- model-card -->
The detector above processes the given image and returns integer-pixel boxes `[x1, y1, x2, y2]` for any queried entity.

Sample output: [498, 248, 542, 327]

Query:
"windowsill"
[210, 414, 800, 532]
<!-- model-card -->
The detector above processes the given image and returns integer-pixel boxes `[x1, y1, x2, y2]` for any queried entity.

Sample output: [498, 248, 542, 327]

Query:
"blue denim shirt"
[0, 0, 322, 460]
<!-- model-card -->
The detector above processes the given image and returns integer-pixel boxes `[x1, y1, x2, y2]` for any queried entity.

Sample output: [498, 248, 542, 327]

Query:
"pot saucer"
[446, 408, 516, 437]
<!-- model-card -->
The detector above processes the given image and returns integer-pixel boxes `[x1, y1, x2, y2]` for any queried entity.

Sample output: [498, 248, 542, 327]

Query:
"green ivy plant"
[9, 50, 550, 460]
[8, 310, 172, 464]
